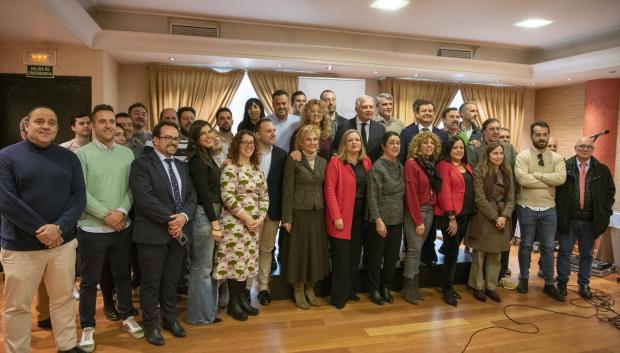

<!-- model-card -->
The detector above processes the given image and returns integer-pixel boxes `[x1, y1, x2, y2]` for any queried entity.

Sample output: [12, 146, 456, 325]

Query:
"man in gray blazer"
[129, 121, 197, 346]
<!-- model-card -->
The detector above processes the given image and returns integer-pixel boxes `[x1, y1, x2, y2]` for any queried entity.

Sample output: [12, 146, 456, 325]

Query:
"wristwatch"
[55, 225, 63, 235]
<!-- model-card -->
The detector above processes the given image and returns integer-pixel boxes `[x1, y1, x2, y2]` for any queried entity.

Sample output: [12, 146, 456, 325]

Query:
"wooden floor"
[2, 246, 620, 353]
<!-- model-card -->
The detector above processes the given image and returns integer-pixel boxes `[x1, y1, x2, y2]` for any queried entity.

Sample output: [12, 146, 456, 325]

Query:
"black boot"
[239, 288, 259, 316]
[227, 296, 248, 321]
[401, 276, 417, 304]
[369, 289, 385, 306]
[381, 287, 394, 304]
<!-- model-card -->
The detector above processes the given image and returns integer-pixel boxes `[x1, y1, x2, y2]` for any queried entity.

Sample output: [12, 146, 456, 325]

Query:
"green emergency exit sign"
[27, 65, 54, 78]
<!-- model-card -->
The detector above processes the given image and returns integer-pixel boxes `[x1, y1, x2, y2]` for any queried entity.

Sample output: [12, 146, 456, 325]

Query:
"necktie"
[165, 158, 183, 213]
[361, 122, 368, 147]
[579, 162, 586, 209]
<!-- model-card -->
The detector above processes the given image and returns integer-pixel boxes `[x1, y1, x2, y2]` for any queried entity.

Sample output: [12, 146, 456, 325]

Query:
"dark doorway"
[0, 73, 91, 148]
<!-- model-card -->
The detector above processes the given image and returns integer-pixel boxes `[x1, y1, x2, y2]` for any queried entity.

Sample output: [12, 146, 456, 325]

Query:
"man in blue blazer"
[399, 99, 448, 163]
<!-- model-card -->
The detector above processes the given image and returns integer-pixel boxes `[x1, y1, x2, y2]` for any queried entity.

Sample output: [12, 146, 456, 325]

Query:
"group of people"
[0, 88, 615, 353]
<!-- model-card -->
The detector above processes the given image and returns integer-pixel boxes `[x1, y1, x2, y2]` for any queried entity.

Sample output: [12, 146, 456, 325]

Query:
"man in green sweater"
[76, 105, 144, 352]
[514, 120, 566, 301]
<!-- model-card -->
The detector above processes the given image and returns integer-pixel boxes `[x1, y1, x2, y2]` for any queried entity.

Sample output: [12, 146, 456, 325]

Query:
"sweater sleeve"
[536, 154, 567, 186]
[54, 156, 87, 234]
[514, 152, 549, 189]
[367, 162, 383, 221]
[324, 158, 343, 221]
[404, 160, 424, 225]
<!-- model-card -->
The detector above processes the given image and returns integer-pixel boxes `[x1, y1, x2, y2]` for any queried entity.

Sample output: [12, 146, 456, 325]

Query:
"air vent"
[170, 24, 219, 38]
[437, 48, 473, 59]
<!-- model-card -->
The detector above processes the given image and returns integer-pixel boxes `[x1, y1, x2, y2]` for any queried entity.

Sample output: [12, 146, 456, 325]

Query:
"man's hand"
[36, 224, 63, 248]
[289, 150, 302, 162]
[168, 214, 187, 236]
[469, 139, 481, 148]
[104, 210, 126, 231]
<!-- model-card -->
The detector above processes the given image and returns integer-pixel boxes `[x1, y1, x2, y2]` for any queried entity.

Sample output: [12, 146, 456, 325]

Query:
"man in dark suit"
[333, 95, 386, 162]
[253, 119, 288, 305]
[129, 121, 197, 346]
[398, 99, 448, 163]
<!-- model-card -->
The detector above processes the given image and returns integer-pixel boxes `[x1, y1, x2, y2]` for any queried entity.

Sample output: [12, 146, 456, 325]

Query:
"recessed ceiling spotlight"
[225, 61, 231, 64]
[567, 78, 573, 81]
[456, 74, 464, 79]
[168, 57, 176, 62]
[326, 64, 333, 71]
[530, 83, 536, 86]
[495, 79, 502, 82]
[371, 0, 409, 11]
[277, 64, 283, 68]
[373, 70, 380, 74]
[514, 18, 553, 28]
[413, 73, 419, 77]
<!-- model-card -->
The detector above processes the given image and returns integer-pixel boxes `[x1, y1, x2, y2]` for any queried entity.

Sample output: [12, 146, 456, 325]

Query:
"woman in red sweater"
[324, 129, 372, 309]
[402, 131, 442, 304]
[435, 136, 475, 306]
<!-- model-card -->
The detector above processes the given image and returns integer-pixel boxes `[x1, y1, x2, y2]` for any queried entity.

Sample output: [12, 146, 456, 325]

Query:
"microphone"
[590, 130, 610, 139]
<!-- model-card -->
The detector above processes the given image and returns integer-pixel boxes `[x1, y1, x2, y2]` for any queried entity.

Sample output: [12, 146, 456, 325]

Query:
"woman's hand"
[334, 218, 344, 230]
[283, 223, 292, 233]
[212, 228, 222, 242]
[375, 219, 387, 238]
[415, 224, 425, 237]
[496, 217, 507, 230]
[447, 218, 457, 236]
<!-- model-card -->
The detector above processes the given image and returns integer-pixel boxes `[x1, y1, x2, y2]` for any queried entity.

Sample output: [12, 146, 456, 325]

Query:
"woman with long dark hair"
[186, 120, 222, 325]
[237, 98, 265, 132]
[435, 136, 475, 306]
[464, 143, 514, 303]
[402, 131, 442, 304]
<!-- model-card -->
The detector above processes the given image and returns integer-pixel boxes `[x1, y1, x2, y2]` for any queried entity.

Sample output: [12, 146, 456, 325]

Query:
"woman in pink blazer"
[324, 129, 372, 309]
[435, 136, 475, 306]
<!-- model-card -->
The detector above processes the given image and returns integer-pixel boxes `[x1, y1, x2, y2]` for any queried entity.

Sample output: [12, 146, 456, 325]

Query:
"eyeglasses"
[575, 144, 594, 150]
[240, 141, 255, 146]
[537, 153, 544, 166]
[158, 136, 179, 143]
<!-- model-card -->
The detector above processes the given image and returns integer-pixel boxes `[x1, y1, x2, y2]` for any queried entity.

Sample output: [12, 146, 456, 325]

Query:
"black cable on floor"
[461, 285, 620, 353]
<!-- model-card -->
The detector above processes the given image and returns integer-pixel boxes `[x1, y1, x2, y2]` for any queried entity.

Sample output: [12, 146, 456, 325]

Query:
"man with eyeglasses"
[555, 136, 615, 299]
[514, 120, 566, 301]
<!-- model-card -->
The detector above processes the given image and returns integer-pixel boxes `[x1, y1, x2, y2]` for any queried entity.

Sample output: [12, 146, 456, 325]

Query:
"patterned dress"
[214, 161, 269, 281]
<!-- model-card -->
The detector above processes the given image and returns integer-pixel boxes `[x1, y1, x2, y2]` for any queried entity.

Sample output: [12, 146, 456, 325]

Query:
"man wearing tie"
[398, 99, 448, 163]
[333, 95, 385, 162]
[129, 121, 197, 346]
[555, 136, 615, 299]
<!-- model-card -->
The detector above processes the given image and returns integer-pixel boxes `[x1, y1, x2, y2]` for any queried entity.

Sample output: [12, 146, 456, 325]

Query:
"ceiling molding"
[38, 0, 101, 47]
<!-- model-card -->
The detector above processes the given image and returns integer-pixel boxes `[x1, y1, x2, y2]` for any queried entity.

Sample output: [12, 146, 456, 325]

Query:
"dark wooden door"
[0, 74, 91, 148]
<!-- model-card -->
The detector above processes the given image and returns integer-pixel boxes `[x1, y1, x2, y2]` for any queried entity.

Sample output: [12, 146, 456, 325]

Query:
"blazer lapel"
[150, 152, 175, 201]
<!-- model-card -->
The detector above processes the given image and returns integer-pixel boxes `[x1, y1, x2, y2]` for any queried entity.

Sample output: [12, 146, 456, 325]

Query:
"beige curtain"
[379, 78, 459, 126]
[460, 84, 526, 150]
[148, 65, 244, 126]
[247, 70, 299, 114]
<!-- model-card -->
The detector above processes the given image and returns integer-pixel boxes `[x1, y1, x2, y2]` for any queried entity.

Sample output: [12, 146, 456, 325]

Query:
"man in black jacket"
[555, 136, 615, 299]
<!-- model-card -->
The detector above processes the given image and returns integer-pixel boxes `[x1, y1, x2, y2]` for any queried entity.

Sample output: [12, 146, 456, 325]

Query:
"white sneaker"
[78, 327, 95, 352]
[122, 316, 145, 339]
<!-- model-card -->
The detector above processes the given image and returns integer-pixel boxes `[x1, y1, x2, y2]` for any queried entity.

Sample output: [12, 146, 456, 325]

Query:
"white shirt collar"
[93, 137, 115, 151]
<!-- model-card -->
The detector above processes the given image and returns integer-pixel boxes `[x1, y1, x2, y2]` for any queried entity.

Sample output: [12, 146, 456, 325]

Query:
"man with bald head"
[547, 136, 558, 153]
[555, 136, 615, 299]
[333, 95, 385, 161]
[0, 107, 87, 353]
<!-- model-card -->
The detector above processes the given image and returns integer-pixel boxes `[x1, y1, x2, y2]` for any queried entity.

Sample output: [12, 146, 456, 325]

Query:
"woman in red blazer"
[324, 129, 372, 309]
[435, 136, 475, 306]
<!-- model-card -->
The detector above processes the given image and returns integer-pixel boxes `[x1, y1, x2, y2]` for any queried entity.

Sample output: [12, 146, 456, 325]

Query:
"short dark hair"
[530, 120, 550, 136]
[152, 121, 179, 137]
[70, 112, 90, 126]
[319, 90, 334, 100]
[381, 131, 400, 146]
[272, 89, 288, 99]
[481, 118, 500, 131]
[413, 99, 434, 113]
[128, 102, 147, 114]
[291, 91, 306, 104]
[178, 106, 196, 117]
[215, 107, 232, 120]
[439, 135, 468, 164]
[159, 108, 177, 120]
[441, 107, 458, 120]
[90, 104, 114, 120]
[115, 112, 131, 119]
[254, 118, 272, 133]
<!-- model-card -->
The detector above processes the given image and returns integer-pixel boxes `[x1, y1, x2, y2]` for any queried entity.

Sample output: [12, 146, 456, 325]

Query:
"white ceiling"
[91, 0, 620, 48]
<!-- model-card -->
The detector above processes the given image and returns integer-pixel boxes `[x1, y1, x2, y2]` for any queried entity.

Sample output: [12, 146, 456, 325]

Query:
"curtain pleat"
[247, 70, 299, 114]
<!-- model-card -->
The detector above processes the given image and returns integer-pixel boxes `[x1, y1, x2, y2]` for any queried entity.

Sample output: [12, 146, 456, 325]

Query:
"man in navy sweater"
[0, 107, 86, 353]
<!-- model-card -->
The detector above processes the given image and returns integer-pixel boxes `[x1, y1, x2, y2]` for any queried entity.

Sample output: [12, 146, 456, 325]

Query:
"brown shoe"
[485, 289, 501, 303]
[473, 289, 486, 302]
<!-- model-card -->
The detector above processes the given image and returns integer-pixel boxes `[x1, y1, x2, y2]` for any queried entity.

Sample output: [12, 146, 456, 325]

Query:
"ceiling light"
[495, 79, 502, 82]
[530, 83, 536, 86]
[456, 74, 464, 79]
[225, 61, 231, 64]
[371, 0, 409, 11]
[326, 64, 333, 71]
[277, 64, 283, 68]
[373, 70, 379, 74]
[413, 73, 419, 77]
[168, 57, 176, 62]
[514, 18, 552, 28]
[567, 78, 573, 81]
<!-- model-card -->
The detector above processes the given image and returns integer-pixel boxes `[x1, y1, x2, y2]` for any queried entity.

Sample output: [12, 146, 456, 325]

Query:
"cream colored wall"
[102, 51, 119, 108]
[0, 42, 104, 104]
[518, 88, 536, 152]
[117, 64, 149, 114]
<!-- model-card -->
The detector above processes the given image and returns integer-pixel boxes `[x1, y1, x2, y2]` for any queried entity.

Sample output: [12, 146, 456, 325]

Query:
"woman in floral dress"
[214, 130, 269, 321]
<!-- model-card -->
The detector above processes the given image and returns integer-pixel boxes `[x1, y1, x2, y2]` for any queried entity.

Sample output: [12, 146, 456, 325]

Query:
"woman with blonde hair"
[324, 129, 372, 309]
[289, 98, 333, 160]
[402, 131, 442, 304]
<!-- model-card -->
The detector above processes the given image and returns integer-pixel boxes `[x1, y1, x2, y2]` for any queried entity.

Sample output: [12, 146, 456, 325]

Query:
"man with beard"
[128, 103, 151, 145]
[458, 102, 482, 146]
[398, 99, 447, 163]
[60, 113, 91, 152]
[215, 107, 233, 158]
[372, 93, 404, 134]
[290, 91, 307, 117]
[320, 90, 347, 139]
[333, 95, 385, 162]
[178, 107, 195, 140]
[514, 121, 566, 301]
[116, 112, 143, 157]
[267, 90, 301, 152]
[441, 107, 461, 139]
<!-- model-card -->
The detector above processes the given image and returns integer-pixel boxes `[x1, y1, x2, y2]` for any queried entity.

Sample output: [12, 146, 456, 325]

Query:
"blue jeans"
[186, 205, 219, 324]
[556, 219, 595, 287]
[517, 206, 557, 285]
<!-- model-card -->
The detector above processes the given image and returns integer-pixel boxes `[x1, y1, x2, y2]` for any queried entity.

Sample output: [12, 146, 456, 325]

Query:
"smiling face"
[26, 107, 58, 147]
[153, 125, 179, 157]
[416, 104, 434, 126]
[382, 135, 400, 159]
[355, 98, 374, 122]
[72, 116, 91, 138]
[199, 124, 216, 150]
[273, 94, 289, 120]
[321, 91, 337, 114]
[179, 110, 195, 135]
[574, 136, 594, 162]
[488, 145, 504, 167]
[376, 97, 393, 119]
[443, 110, 460, 132]
[247, 102, 262, 123]
[306, 103, 324, 125]
[449, 139, 465, 163]
[114, 125, 128, 146]
[116, 116, 134, 138]
[130, 105, 147, 130]
[420, 137, 436, 158]
[256, 121, 276, 146]
[239, 133, 256, 160]
[292, 94, 307, 115]
[92, 109, 116, 144]
[302, 131, 319, 155]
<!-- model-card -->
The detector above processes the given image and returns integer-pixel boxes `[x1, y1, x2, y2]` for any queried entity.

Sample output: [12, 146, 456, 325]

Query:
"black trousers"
[440, 214, 471, 289]
[420, 218, 438, 263]
[78, 228, 133, 328]
[367, 223, 403, 291]
[138, 239, 185, 329]
[329, 198, 364, 307]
